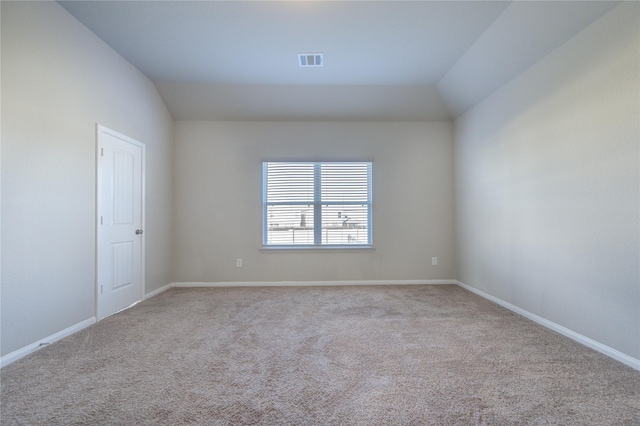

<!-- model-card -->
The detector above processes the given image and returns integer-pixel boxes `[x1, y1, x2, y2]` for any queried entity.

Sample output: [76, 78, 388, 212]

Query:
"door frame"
[95, 124, 146, 320]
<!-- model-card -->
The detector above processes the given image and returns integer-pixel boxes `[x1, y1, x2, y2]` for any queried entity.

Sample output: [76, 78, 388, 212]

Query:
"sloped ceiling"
[58, 1, 619, 121]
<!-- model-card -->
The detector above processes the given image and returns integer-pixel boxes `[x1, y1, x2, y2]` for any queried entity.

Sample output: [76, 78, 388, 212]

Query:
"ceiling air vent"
[298, 53, 323, 67]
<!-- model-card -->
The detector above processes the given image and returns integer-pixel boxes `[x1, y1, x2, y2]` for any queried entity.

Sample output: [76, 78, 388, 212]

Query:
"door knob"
[136, 229, 144, 235]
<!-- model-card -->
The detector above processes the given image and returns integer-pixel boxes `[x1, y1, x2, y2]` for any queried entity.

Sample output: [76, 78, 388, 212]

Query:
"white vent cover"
[298, 53, 323, 67]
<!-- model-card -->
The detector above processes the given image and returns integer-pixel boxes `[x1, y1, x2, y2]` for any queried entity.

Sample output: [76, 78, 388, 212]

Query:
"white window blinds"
[263, 162, 372, 247]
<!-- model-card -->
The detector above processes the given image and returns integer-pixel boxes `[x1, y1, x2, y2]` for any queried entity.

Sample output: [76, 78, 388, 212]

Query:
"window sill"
[260, 245, 375, 253]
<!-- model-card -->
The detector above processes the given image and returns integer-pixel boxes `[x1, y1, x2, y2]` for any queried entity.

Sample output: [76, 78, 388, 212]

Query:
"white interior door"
[96, 125, 145, 320]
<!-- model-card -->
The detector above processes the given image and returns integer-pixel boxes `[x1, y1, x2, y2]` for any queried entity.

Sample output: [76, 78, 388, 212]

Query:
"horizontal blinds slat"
[265, 162, 371, 203]
[265, 162, 314, 203]
[321, 163, 370, 202]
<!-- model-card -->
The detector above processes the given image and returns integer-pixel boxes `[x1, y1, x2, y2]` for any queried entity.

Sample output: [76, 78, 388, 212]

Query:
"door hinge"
[101, 285, 103, 294]
[100, 216, 103, 225]
[101, 147, 104, 157]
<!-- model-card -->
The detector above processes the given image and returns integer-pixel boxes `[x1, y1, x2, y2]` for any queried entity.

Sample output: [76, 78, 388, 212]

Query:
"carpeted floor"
[1, 285, 639, 425]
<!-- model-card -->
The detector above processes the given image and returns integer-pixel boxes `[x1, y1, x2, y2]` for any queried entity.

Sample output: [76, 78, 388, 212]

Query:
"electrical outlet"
[432, 257, 438, 266]
[236, 258, 243, 268]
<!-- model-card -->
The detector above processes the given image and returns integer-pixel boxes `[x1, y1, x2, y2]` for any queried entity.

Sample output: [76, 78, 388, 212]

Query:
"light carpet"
[1, 285, 639, 425]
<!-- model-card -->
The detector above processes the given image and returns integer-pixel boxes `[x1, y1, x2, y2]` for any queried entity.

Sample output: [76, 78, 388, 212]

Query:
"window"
[262, 161, 372, 248]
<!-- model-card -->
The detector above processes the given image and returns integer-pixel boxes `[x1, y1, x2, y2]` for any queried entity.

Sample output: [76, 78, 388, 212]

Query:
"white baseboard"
[0, 279, 450, 368]
[455, 280, 640, 372]
[2, 283, 173, 368]
[10, 280, 634, 373]
[0, 317, 96, 368]
[172, 279, 455, 288]
[144, 283, 173, 299]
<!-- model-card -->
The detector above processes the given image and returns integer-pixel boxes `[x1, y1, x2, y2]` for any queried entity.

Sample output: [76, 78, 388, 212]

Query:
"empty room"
[1, 0, 639, 424]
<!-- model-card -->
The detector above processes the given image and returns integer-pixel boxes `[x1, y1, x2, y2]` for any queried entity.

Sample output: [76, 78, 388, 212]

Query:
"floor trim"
[0, 317, 96, 368]
[5, 280, 636, 372]
[172, 279, 455, 288]
[455, 280, 640, 372]
[144, 283, 173, 300]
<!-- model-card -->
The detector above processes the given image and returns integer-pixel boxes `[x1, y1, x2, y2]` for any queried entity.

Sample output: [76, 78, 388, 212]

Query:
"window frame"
[262, 161, 373, 249]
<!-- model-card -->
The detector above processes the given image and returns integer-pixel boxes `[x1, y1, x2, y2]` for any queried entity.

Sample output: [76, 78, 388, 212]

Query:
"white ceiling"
[58, 1, 619, 121]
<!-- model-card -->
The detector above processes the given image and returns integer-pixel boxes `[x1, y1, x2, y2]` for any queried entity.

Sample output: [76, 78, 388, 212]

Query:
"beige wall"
[1, 1, 174, 356]
[454, 3, 639, 360]
[173, 121, 454, 283]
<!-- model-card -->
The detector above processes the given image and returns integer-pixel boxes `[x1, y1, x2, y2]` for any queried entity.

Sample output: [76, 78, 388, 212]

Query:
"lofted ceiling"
[58, 1, 619, 121]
